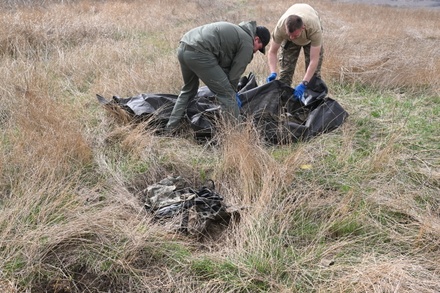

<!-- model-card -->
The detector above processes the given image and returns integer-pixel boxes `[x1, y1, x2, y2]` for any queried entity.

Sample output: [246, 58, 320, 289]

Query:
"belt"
[179, 42, 197, 52]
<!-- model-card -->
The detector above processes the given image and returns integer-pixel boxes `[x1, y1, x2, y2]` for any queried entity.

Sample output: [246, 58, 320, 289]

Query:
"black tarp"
[96, 73, 348, 144]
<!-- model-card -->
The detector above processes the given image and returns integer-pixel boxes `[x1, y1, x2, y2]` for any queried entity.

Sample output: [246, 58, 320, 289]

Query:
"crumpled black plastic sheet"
[96, 73, 349, 144]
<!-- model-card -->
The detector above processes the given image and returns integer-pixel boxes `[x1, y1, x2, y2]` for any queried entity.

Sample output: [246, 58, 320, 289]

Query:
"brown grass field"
[0, 0, 439, 292]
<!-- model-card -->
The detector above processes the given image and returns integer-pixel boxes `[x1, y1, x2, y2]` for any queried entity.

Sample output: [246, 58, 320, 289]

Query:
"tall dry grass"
[1, 0, 439, 292]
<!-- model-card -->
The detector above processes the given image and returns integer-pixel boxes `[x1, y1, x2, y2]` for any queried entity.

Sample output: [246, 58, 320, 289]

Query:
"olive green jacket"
[181, 21, 256, 88]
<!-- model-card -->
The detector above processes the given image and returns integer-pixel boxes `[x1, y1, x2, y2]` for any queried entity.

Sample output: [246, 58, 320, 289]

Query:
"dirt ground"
[336, 0, 440, 9]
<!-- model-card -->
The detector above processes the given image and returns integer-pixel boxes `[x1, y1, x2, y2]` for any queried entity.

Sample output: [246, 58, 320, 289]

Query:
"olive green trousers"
[166, 43, 239, 130]
[278, 41, 324, 87]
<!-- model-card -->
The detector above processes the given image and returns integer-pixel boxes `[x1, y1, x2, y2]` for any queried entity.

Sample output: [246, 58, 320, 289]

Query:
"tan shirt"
[272, 4, 322, 47]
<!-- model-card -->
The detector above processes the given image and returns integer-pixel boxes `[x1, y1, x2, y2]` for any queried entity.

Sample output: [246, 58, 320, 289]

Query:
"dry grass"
[0, 0, 439, 292]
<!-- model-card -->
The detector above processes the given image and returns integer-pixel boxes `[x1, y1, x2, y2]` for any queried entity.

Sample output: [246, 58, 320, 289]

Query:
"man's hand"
[293, 82, 307, 100]
[266, 72, 277, 83]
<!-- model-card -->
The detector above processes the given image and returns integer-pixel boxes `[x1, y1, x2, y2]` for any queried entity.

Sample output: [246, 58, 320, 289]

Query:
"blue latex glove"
[266, 72, 277, 83]
[293, 82, 306, 100]
[235, 93, 242, 108]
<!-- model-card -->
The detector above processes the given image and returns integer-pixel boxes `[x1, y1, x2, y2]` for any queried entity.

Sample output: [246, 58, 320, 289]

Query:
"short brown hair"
[285, 15, 303, 33]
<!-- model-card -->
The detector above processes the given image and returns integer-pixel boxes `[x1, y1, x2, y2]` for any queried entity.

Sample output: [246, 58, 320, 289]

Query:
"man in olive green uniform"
[266, 4, 324, 100]
[166, 21, 270, 130]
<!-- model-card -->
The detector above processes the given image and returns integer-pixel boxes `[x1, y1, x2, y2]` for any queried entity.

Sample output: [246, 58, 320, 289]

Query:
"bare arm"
[303, 45, 321, 82]
[267, 41, 281, 73]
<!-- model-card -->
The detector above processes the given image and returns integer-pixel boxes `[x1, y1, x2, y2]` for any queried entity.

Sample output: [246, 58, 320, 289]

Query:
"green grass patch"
[327, 218, 365, 239]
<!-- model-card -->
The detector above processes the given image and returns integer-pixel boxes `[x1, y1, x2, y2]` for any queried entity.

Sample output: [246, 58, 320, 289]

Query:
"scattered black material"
[143, 179, 235, 237]
[151, 181, 224, 219]
[97, 73, 349, 144]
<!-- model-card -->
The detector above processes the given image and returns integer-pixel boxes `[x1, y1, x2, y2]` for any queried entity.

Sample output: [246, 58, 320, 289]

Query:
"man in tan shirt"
[266, 3, 324, 100]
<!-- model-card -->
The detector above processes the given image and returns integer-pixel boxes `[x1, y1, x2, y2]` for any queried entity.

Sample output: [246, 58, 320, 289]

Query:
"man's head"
[255, 26, 270, 54]
[285, 15, 304, 40]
